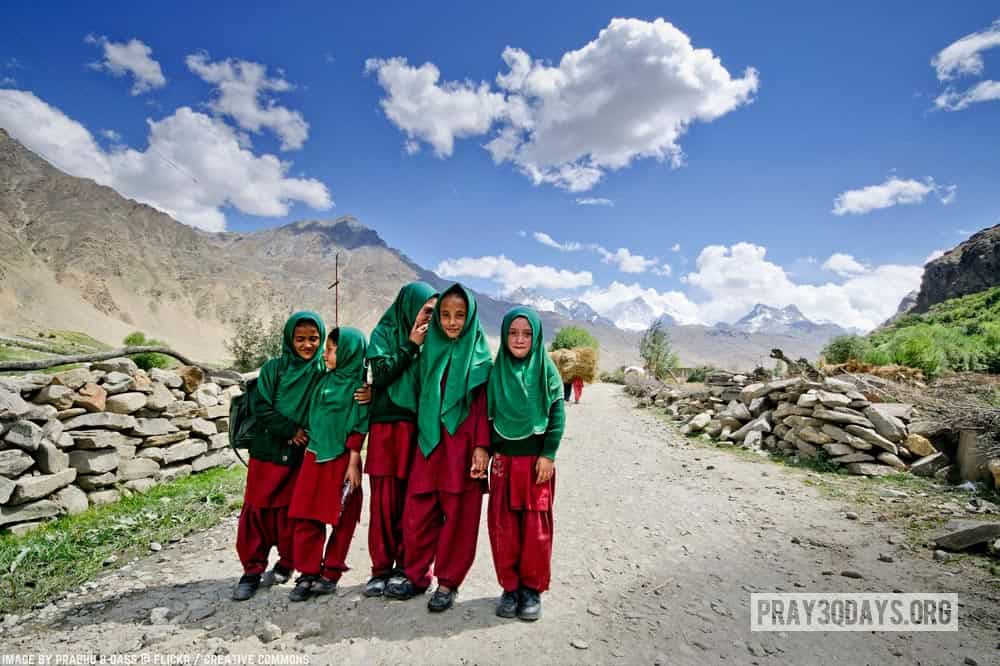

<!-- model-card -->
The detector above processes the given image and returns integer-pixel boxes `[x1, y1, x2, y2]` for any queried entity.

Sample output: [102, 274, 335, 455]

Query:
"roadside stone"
[190, 418, 218, 438]
[841, 570, 864, 579]
[846, 462, 896, 477]
[124, 478, 157, 493]
[42, 419, 64, 443]
[87, 489, 121, 506]
[23, 403, 58, 421]
[155, 464, 192, 483]
[93, 357, 139, 374]
[56, 408, 86, 420]
[70, 430, 125, 449]
[297, 621, 322, 639]
[137, 447, 167, 464]
[33, 441, 70, 474]
[744, 430, 764, 449]
[812, 408, 872, 429]
[823, 377, 856, 393]
[864, 406, 907, 443]
[129, 418, 177, 437]
[52, 485, 89, 515]
[63, 412, 137, 431]
[115, 442, 137, 459]
[816, 390, 851, 408]
[143, 431, 188, 447]
[911, 453, 950, 478]
[0, 476, 14, 504]
[68, 449, 119, 475]
[844, 425, 899, 455]
[178, 366, 205, 394]
[878, 553, 894, 563]
[52, 368, 91, 390]
[75, 472, 118, 491]
[798, 426, 833, 446]
[0, 450, 35, 478]
[688, 413, 711, 432]
[163, 401, 199, 419]
[9, 468, 75, 505]
[0, 387, 31, 419]
[904, 433, 936, 458]
[74, 383, 107, 413]
[191, 389, 219, 409]
[570, 639, 589, 650]
[163, 439, 207, 464]
[831, 452, 876, 464]
[4, 420, 43, 451]
[877, 452, 907, 470]
[8, 522, 44, 536]
[257, 621, 282, 643]
[33, 385, 75, 410]
[909, 420, 949, 439]
[117, 458, 160, 481]
[106, 393, 147, 414]
[150, 368, 183, 388]
[191, 450, 235, 472]
[0, 499, 60, 527]
[774, 402, 813, 419]
[933, 550, 951, 562]
[732, 416, 771, 441]
[144, 383, 175, 412]
[200, 405, 229, 420]
[845, 511, 859, 520]
[208, 433, 230, 450]
[796, 439, 819, 459]
[822, 442, 856, 457]
[934, 522, 1000, 551]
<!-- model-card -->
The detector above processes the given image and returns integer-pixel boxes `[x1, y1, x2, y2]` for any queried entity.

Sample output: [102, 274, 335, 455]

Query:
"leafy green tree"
[226, 312, 287, 372]
[639, 319, 679, 380]
[550, 326, 599, 351]
[123, 332, 171, 370]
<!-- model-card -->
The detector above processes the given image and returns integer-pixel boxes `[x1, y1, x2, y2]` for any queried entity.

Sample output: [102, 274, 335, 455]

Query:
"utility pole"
[327, 252, 340, 327]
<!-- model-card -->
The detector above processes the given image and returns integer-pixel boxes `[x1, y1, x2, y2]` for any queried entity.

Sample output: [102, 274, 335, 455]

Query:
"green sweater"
[490, 399, 565, 460]
[246, 383, 305, 466]
[370, 340, 421, 424]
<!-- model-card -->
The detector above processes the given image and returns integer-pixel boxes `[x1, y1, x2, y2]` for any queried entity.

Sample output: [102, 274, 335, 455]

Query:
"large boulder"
[8, 468, 76, 505]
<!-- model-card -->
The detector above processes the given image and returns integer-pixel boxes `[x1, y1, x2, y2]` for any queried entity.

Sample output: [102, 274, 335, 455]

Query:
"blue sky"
[1, 2, 997, 331]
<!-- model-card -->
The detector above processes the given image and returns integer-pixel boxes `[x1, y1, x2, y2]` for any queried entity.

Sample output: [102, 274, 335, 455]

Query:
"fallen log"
[0, 346, 205, 372]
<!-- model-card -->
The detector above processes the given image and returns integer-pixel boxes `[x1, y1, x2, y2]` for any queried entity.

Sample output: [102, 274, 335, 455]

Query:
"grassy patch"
[0, 466, 246, 614]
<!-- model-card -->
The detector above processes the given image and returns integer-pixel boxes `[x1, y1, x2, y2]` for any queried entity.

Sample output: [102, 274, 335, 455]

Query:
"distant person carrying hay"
[549, 346, 597, 405]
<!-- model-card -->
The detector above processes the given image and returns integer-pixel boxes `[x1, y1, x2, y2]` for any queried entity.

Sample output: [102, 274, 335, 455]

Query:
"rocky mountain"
[913, 224, 1000, 312]
[732, 304, 849, 338]
[605, 296, 659, 332]
[0, 128, 640, 368]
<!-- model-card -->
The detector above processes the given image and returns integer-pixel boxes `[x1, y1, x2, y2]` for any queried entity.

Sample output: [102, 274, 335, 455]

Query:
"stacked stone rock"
[628, 373, 956, 479]
[0, 358, 240, 534]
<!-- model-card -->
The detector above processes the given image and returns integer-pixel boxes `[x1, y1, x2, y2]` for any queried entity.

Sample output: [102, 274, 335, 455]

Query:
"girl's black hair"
[441, 284, 468, 305]
[328, 327, 340, 343]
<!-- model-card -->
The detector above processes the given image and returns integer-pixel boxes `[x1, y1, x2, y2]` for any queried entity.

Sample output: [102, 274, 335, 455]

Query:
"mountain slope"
[913, 224, 1000, 312]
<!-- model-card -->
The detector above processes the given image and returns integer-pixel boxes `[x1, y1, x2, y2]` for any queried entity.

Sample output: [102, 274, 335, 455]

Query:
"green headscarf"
[307, 327, 371, 463]
[488, 307, 564, 440]
[416, 284, 493, 457]
[367, 281, 438, 412]
[257, 311, 327, 426]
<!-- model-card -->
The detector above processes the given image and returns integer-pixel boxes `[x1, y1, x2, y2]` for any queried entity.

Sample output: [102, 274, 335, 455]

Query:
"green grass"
[0, 466, 246, 614]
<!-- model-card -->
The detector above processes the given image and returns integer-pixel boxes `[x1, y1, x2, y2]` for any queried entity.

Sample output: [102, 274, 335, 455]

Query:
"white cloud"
[186, 52, 309, 151]
[0, 90, 331, 232]
[924, 249, 945, 264]
[435, 255, 592, 294]
[653, 263, 673, 277]
[100, 128, 122, 141]
[932, 19, 1000, 81]
[363, 57, 507, 158]
[683, 243, 923, 331]
[596, 246, 657, 273]
[532, 231, 583, 252]
[670, 243, 681, 252]
[85, 34, 166, 95]
[934, 79, 1000, 111]
[579, 281, 701, 326]
[575, 197, 614, 206]
[832, 176, 956, 215]
[821, 253, 869, 277]
[368, 18, 758, 191]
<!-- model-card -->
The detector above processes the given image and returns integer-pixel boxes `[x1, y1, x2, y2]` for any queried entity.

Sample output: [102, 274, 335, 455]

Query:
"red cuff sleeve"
[346, 432, 366, 453]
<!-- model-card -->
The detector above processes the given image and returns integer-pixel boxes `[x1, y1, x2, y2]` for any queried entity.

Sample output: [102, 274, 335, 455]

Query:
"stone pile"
[0, 359, 241, 534]
[626, 373, 986, 482]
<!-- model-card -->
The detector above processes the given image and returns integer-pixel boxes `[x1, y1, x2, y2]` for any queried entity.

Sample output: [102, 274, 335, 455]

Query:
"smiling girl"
[287, 327, 370, 601]
[486, 307, 565, 622]
[233, 312, 326, 601]
[363, 282, 438, 597]
[385, 284, 493, 613]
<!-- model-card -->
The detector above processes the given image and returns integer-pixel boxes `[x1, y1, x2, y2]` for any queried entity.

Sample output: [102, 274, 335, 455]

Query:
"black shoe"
[427, 586, 457, 613]
[289, 575, 316, 602]
[312, 576, 337, 596]
[364, 576, 388, 597]
[495, 590, 518, 618]
[232, 574, 260, 601]
[261, 563, 292, 587]
[385, 578, 427, 600]
[518, 588, 541, 621]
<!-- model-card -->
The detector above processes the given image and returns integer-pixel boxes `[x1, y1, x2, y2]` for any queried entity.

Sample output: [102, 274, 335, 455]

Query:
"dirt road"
[3, 383, 998, 664]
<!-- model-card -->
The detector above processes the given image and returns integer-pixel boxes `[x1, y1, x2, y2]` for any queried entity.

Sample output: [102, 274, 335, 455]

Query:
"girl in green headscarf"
[234, 311, 326, 602]
[363, 282, 438, 598]
[486, 306, 565, 622]
[287, 327, 371, 602]
[384, 284, 493, 613]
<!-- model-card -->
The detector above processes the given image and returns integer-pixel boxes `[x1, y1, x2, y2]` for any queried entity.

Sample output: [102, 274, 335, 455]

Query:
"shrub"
[600, 368, 626, 384]
[687, 366, 712, 383]
[123, 332, 172, 370]
[639, 319, 679, 381]
[550, 326, 599, 351]
[226, 312, 286, 372]
[887, 327, 945, 378]
[821, 335, 870, 364]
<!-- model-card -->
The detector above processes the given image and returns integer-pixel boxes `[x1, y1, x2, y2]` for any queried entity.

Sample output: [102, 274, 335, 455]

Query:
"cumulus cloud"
[653, 263, 673, 277]
[186, 52, 309, 150]
[575, 197, 614, 206]
[435, 255, 592, 294]
[596, 246, 657, 273]
[533, 231, 583, 252]
[579, 281, 701, 325]
[832, 176, 956, 215]
[934, 79, 1000, 111]
[0, 90, 331, 232]
[932, 19, 1000, 81]
[363, 57, 507, 158]
[821, 253, 869, 277]
[100, 128, 122, 141]
[368, 18, 758, 191]
[671, 243, 681, 252]
[85, 34, 166, 95]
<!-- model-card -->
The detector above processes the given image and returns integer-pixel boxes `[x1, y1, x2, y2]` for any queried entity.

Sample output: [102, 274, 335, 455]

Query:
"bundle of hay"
[550, 346, 598, 383]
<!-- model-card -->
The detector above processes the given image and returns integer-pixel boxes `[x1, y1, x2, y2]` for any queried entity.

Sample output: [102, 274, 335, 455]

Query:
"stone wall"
[0, 359, 240, 535]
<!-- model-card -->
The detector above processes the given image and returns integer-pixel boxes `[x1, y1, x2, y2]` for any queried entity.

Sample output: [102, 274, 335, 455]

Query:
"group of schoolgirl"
[233, 282, 566, 621]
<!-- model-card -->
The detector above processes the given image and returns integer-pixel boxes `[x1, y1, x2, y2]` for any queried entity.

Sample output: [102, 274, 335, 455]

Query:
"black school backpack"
[228, 376, 261, 455]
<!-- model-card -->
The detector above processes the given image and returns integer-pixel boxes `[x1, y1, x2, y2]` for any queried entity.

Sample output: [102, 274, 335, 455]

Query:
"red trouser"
[402, 489, 483, 589]
[292, 489, 363, 580]
[487, 455, 554, 593]
[369, 476, 407, 577]
[236, 505, 295, 576]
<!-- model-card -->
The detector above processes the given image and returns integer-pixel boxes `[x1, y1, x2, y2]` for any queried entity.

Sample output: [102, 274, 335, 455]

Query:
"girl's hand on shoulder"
[354, 384, 372, 405]
[535, 457, 554, 484]
[291, 429, 309, 447]
[347, 452, 362, 491]
[409, 318, 430, 346]
[470, 447, 489, 479]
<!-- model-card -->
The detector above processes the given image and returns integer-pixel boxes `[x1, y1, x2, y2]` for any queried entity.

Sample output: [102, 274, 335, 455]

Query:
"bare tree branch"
[0, 346, 205, 372]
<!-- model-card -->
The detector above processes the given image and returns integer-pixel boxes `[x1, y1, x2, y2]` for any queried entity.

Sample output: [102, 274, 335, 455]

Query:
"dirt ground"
[2, 383, 999, 665]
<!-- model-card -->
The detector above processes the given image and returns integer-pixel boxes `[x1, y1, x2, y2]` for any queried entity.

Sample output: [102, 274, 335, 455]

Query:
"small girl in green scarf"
[486, 306, 565, 622]
[287, 327, 371, 602]
[384, 284, 493, 613]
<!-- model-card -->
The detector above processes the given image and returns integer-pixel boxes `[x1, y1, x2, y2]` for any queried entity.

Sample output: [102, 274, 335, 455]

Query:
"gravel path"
[3, 383, 998, 664]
